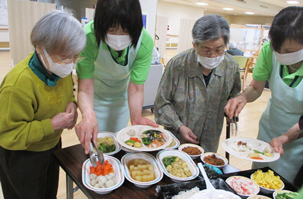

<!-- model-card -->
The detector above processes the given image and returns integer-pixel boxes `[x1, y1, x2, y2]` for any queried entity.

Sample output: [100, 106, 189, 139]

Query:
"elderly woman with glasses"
[0, 10, 86, 198]
[154, 15, 241, 152]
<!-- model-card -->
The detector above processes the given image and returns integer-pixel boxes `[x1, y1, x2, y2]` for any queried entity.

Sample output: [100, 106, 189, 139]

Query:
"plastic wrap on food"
[155, 178, 237, 199]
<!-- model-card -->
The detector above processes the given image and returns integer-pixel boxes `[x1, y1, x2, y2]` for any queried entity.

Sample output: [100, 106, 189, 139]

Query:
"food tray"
[221, 167, 299, 198]
[155, 177, 237, 199]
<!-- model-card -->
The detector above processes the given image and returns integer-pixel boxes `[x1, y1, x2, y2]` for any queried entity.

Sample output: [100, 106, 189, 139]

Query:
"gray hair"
[229, 41, 237, 48]
[31, 10, 86, 56]
[192, 14, 230, 46]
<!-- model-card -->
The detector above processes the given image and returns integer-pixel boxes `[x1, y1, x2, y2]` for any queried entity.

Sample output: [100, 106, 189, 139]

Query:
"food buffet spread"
[57, 125, 299, 199]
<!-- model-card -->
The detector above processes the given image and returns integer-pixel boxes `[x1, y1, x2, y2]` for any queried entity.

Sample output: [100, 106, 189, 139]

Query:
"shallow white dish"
[250, 172, 284, 195]
[222, 137, 280, 162]
[201, 152, 228, 168]
[82, 156, 124, 194]
[178, 143, 204, 160]
[156, 149, 199, 182]
[226, 176, 260, 197]
[273, 190, 298, 199]
[93, 132, 121, 156]
[116, 125, 172, 152]
[247, 195, 271, 199]
[121, 152, 163, 188]
[190, 189, 241, 199]
[122, 131, 180, 153]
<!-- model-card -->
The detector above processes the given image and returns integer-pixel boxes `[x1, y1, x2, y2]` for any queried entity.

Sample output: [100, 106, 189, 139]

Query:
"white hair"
[229, 41, 237, 48]
[31, 10, 86, 56]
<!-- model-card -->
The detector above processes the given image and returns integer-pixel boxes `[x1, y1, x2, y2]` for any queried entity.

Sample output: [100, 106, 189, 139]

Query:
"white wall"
[139, 0, 158, 41]
[157, 1, 204, 44]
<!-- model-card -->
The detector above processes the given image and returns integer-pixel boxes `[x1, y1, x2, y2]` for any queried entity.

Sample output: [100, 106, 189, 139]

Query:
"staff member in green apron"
[75, 0, 158, 154]
[224, 6, 303, 184]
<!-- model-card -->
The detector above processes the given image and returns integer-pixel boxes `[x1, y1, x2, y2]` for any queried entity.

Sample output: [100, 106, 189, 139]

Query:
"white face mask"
[197, 53, 224, 69]
[105, 34, 131, 51]
[40, 49, 74, 78]
[273, 49, 303, 65]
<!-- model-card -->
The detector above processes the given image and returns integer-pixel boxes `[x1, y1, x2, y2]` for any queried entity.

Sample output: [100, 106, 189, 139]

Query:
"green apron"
[93, 32, 143, 133]
[252, 54, 303, 183]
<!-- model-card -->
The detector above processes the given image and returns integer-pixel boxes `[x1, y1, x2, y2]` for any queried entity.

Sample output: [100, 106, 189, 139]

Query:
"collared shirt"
[154, 48, 241, 152]
[253, 42, 303, 88]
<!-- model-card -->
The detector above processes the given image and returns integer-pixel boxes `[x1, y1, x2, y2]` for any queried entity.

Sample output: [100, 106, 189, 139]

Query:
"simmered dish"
[162, 156, 192, 178]
[127, 159, 155, 182]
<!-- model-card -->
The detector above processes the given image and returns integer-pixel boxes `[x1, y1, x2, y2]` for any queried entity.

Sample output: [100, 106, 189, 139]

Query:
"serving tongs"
[89, 139, 104, 167]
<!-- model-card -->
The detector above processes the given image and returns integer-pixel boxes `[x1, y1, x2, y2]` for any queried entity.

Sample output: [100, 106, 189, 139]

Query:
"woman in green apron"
[224, 6, 303, 184]
[75, 0, 158, 154]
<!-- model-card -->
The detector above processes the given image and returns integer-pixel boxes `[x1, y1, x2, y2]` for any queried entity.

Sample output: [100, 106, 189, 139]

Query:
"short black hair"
[269, 6, 303, 52]
[94, 0, 143, 48]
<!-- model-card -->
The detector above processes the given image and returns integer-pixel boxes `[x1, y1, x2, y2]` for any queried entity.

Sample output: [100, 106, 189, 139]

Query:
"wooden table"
[54, 144, 193, 199]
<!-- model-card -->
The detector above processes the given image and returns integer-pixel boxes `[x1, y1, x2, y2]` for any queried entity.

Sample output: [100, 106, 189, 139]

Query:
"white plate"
[156, 149, 199, 182]
[121, 131, 180, 153]
[93, 132, 121, 156]
[116, 125, 172, 152]
[82, 156, 124, 194]
[222, 137, 280, 162]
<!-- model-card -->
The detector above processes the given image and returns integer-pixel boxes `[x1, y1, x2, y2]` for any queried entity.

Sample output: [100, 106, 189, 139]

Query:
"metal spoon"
[91, 139, 104, 165]
[197, 163, 215, 190]
[89, 151, 97, 167]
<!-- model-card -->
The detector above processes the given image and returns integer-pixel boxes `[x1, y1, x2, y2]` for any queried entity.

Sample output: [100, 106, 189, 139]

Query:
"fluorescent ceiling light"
[196, 2, 208, 5]
[287, 1, 299, 4]
[223, 8, 234, 10]
[245, 12, 255, 15]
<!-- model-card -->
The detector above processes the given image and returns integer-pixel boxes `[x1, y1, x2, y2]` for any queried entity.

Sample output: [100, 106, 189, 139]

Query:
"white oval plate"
[156, 149, 199, 182]
[116, 125, 172, 152]
[222, 137, 280, 162]
[82, 156, 124, 194]
[121, 152, 163, 188]
[190, 189, 241, 199]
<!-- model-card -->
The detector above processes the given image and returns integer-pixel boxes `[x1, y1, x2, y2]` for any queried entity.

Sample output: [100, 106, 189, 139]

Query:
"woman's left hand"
[132, 117, 159, 127]
[65, 102, 78, 129]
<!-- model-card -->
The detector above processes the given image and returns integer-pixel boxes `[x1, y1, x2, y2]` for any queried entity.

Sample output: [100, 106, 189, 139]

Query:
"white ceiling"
[160, 0, 303, 16]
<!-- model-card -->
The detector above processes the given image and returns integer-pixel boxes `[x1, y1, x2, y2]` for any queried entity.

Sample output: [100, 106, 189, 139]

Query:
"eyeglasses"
[57, 55, 86, 64]
[200, 49, 225, 56]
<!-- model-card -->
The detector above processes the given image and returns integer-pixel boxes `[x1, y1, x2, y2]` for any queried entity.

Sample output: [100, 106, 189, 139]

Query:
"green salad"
[276, 192, 299, 199]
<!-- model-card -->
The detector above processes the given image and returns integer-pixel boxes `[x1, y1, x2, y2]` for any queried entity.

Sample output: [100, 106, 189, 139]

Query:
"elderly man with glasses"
[154, 14, 241, 152]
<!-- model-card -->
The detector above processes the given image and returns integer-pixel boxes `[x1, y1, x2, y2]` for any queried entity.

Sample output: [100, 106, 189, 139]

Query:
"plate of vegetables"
[273, 190, 299, 199]
[94, 132, 121, 156]
[116, 125, 172, 152]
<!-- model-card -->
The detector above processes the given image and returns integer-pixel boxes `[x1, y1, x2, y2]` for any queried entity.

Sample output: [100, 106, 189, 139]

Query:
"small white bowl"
[226, 176, 260, 197]
[94, 132, 121, 156]
[200, 152, 228, 168]
[121, 152, 163, 188]
[178, 143, 204, 159]
[82, 156, 124, 194]
[250, 173, 284, 195]
[156, 149, 199, 182]
[273, 190, 297, 199]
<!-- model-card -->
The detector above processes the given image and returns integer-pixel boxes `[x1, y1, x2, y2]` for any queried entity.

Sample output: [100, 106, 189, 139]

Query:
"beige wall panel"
[177, 18, 195, 54]
[154, 16, 168, 59]
[8, 0, 55, 65]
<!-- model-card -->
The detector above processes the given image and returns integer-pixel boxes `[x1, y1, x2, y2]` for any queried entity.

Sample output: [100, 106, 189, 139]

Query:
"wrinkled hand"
[75, 110, 98, 154]
[132, 117, 159, 127]
[224, 93, 247, 118]
[51, 102, 78, 131]
[270, 136, 286, 155]
[178, 125, 199, 144]
[65, 102, 78, 130]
